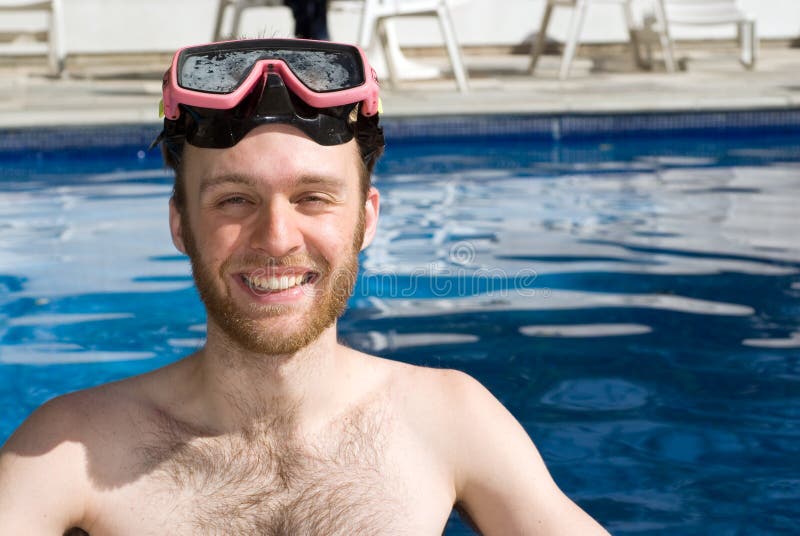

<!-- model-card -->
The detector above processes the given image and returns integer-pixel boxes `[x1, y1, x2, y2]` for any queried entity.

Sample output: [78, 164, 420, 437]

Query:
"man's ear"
[169, 198, 187, 255]
[360, 186, 380, 251]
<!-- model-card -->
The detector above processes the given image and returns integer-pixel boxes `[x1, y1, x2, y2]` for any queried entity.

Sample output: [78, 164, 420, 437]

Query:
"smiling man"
[0, 39, 608, 535]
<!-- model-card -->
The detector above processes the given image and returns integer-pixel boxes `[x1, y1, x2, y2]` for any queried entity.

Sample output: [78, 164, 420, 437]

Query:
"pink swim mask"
[154, 38, 382, 149]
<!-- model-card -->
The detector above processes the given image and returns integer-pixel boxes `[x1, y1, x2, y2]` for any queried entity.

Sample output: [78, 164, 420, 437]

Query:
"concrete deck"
[1, 42, 799, 129]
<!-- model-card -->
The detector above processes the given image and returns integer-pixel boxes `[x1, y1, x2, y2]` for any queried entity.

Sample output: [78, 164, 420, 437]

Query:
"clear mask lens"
[179, 48, 363, 94]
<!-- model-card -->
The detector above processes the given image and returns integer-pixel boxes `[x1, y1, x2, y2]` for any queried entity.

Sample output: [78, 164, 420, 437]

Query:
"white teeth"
[246, 274, 308, 291]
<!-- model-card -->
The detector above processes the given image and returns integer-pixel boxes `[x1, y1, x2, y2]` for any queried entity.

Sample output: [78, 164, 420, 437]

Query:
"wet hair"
[160, 112, 385, 210]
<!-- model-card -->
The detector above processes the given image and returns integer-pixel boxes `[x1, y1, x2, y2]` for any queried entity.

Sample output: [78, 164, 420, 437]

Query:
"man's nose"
[249, 200, 303, 257]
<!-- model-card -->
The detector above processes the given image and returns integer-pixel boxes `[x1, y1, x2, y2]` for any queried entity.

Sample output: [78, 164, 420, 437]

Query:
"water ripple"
[541, 379, 650, 411]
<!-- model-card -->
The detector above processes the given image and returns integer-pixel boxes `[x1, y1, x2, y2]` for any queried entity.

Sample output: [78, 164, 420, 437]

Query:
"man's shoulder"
[381, 358, 484, 403]
[361, 355, 488, 436]
[2, 392, 76, 461]
[1, 377, 141, 457]
[0, 361, 175, 463]
[0, 366, 176, 530]
[356, 351, 476, 403]
[0, 388, 106, 529]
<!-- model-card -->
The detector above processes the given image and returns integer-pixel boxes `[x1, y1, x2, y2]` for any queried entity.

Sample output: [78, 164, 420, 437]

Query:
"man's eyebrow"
[199, 175, 258, 196]
[295, 175, 346, 189]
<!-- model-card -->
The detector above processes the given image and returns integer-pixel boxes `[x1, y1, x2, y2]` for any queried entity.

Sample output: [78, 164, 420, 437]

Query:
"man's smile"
[237, 269, 320, 299]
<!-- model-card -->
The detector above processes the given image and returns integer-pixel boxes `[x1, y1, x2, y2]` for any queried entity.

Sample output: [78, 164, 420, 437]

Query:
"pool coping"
[1, 107, 799, 153]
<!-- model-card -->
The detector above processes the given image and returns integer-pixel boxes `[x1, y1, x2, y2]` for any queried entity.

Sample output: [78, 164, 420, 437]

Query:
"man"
[284, 0, 329, 41]
[0, 39, 608, 535]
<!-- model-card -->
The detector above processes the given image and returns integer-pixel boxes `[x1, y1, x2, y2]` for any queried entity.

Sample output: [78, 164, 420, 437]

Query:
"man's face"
[170, 124, 379, 355]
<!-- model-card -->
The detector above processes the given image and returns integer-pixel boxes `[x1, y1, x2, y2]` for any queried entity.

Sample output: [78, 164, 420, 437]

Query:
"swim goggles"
[155, 38, 381, 148]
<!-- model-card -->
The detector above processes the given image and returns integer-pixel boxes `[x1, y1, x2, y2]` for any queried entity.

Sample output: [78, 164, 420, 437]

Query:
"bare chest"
[86, 409, 453, 535]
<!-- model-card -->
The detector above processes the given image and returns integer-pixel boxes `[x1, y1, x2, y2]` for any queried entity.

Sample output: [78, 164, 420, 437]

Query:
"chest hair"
[135, 401, 407, 535]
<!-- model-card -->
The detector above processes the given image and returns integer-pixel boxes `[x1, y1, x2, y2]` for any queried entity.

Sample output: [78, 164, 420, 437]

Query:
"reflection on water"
[519, 324, 652, 337]
[541, 378, 650, 411]
[0, 136, 799, 534]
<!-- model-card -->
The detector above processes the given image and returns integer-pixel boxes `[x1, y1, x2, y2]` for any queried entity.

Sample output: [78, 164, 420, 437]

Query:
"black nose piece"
[255, 73, 295, 118]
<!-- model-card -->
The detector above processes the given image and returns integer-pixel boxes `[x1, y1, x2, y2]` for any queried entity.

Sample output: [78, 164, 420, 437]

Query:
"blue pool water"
[1, 128, 799, 534]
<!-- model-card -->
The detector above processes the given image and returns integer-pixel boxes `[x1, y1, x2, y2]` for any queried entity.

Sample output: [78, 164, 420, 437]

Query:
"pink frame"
[162, 39, 380, 121]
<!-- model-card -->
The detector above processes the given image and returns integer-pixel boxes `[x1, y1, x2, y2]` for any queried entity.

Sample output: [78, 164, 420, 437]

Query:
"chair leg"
[383, 20, 405, 86]
[230, 0, 247, 40]
[49, 0, 66, 76]
[652, 0, 676, 72]
[559, 0, 588, 80]
[358, 0, 379, 48]
[436, 1, 468, 92]
[529, 1, 555, 73]
[622, 0, 645, 70]
[213, 0, 230, 41]
[375, 18, 401, 89]
[739, 19, 756, 69]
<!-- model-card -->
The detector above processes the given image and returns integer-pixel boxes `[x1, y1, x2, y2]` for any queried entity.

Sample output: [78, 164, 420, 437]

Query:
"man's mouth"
[241, 272, 318, 293]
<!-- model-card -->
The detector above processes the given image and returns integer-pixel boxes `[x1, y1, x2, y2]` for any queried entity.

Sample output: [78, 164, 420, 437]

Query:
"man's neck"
[184, 321, 350, 437]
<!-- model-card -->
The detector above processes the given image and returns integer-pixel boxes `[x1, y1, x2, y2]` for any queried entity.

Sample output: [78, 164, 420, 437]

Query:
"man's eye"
[219, 196, 248, 206]
[298, 195, 330, 204]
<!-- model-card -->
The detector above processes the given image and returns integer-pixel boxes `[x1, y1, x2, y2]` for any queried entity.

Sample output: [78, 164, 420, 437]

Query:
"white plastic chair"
[214, 0, 469, 92]
[329, 0, 438, 85]
[529, 0, 676, 80]
[661, 0, 757, 68]
[0, 0, 65, 75]
[355, 0, 469, 93]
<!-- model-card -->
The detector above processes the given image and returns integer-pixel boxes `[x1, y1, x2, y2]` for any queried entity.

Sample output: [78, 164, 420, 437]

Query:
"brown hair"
[160, 113, 385, 210]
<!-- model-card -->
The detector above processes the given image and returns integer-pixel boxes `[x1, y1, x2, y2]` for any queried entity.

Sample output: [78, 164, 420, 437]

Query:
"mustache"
[220, 253, 330, 276]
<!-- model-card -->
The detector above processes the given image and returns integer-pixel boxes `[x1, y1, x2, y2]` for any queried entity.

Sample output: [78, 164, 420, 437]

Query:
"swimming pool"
[1, 120, 798, 534]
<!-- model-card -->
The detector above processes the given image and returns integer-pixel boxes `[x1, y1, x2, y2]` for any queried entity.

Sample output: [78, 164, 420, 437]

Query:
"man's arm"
[0, 396, 89, 533]
[444, 370, 609, 536]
